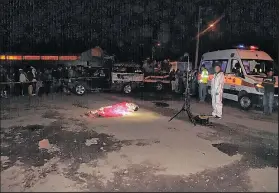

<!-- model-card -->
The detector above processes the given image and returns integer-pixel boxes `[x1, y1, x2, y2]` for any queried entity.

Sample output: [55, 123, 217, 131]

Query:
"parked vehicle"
[111, 63, 144, 94]
[197, 46, 278, 110]
[65, 63, 144, 95]
[66, 66, 110, 96]
[143, 61, 191, 92]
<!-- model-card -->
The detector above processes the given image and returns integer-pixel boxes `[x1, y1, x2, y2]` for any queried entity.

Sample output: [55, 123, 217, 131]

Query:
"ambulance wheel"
[123, 84, 132, 94]
[155, 82, 163, 91]
[74, 84, 86, 96]
[238, 95, 252, 110]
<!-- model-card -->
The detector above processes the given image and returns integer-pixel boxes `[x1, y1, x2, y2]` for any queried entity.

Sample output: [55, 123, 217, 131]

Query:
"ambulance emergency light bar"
[236, 45, 259, 50]
[0, 55, 79, 61]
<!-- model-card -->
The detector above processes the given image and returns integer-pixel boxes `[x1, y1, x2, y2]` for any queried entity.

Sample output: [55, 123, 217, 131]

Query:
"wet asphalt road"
[0, 92, 278, 192]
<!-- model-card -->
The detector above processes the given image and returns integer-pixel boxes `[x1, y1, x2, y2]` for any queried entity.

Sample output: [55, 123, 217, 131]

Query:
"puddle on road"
[212, 143, 278, 168]
[212, 143, 239, 156]
[153, 102, 170, 107]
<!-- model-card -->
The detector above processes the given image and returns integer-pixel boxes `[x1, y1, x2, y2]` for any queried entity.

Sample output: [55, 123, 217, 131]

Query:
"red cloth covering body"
[89, 102, 137, 118]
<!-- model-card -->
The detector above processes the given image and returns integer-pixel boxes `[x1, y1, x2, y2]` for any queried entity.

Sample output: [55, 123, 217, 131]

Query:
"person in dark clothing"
[52, 68, 59, 79]
[52, 66, 63, 93]
[31, 66, 37, 95]
[0, 66, 8, 98]
[262, 69, 276, 115]
[169, 69, 176, 92]
[43, 69, 51, 96]
[37, 71, 44, 97]
[26, 67, 34, 96]
[19, 69, 28, 96]
[13, 67, 19, 95]
[178, 71, 184, 94]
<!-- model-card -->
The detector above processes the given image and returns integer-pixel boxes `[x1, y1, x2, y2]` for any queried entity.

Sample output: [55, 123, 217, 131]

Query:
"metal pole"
[184, 55, 190, 109]
[186, 55, 190, 94]
[151, 46, 154, 60]
[194, 6, 201, 70]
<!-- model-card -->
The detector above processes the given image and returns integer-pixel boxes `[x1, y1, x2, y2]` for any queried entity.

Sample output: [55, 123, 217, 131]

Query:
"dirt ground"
[0, 92, 278, 192]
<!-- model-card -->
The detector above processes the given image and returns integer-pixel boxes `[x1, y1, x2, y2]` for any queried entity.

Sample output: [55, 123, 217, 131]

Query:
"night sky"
[0, 0, 278, 62]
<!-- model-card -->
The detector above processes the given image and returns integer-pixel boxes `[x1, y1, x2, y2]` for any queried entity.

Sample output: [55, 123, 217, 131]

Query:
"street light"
[152, 42, 161, 60]
[194, 6, 202, 70]
[194, 9, 224, 70]
[194, 22, 214, 70]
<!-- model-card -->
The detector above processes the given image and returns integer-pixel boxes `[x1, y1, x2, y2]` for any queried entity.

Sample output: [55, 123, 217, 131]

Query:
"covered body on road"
[85, 102, 139, 118]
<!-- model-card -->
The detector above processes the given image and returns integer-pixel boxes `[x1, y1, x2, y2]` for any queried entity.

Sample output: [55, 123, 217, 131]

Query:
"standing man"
[262, 69, 275, 115]
[174, 69, 180, 93]
[26, 66, 34, 96]
[43, 69, 51, 96]
[211, 62, 225, 119]
[199, 65, 209, 102]
[31, 66, 37, 96]
[0, 66, 7, 98]
[169, 69, 176, 92]
[19, 69, 27, 96]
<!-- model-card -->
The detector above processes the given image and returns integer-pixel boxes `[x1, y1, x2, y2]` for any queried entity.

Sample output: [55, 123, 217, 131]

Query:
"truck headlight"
[255, 83, 264, 93]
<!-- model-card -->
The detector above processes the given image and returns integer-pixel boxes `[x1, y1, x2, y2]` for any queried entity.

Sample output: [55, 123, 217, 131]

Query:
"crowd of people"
[142, 58, 192, 94]
[0, 65, 79, 98]
[142, 59, 170, 74]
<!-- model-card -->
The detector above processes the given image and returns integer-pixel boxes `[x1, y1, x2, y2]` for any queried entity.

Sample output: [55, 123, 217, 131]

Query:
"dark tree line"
[0, 0, 278, 61]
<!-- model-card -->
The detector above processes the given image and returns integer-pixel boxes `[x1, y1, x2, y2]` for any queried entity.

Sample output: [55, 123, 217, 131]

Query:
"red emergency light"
[236, 45, 259, 50]
[23, 55, 41, 60]
[41, 56, 59, 60]
[59, 56, 78, 60]
[249, 46, 258, 50]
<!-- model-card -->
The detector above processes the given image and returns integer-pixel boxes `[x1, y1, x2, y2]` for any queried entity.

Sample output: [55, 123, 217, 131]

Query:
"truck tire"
[238, 94, 252, 110]
[123, 84, 132, 94]
[74, 84, 86, 96]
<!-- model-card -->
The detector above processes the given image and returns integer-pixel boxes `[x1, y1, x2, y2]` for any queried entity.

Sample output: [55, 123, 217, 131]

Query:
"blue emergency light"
[238, 44, 245, 49]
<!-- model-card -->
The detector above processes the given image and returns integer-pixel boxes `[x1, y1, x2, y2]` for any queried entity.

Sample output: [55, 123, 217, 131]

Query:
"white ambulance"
[198, 46, 278, 110]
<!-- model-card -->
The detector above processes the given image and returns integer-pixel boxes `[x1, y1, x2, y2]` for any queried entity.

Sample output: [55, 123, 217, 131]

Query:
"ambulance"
[198, 46, 278, 110]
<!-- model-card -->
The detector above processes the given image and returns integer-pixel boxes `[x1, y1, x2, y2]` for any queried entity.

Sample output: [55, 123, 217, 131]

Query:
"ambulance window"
[231, 59, 241, 71]
[212, 60, 228, 73]
[220, 60, 228, 72]
[231, 59, 243, 76]
[200, 60, 214, 74]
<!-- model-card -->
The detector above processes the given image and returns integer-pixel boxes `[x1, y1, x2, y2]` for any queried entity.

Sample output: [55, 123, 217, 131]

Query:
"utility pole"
[194, 6, 202, 70]
[151, 46, 155, 60]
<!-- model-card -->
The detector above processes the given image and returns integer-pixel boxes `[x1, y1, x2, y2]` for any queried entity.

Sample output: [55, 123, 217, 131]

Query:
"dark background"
[0, 0, 278, 63]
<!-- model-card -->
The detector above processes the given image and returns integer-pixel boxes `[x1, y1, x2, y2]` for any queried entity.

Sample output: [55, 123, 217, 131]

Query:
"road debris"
[85, 138, 99, 146]
[38, 139, 50, 150]
[1, 156, 10, 167]
[123, 170, 128, 174]
[47, 144, 60, 153]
